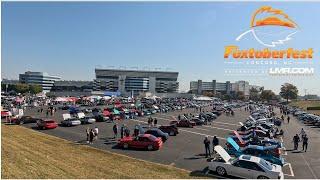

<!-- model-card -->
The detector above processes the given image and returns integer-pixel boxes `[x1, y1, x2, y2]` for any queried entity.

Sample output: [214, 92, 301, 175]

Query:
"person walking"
[212, 136, 219, 154]
[113, 123, 118, 139]
[203, 136, 211, 158]
[302, 134, 309, 152]
[299, 128, 306, 138]
[293, 134, 300, 150]
[89, 129, 94, 144]
[287, 116, 290, 124]
[86, 127, 90, 143]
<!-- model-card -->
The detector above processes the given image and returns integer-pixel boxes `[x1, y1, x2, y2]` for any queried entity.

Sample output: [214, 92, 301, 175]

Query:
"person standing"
[154, 118, 158, 127]
[212, 136, 219, 154]
[120, 125, 125, 139]
[113, 123, 118, 139]
[89, 129, 94, 144]
[94, 127, 99, 140]
[86, 127, 90, 143]
[302, 134, 308, 152]
[293, 134, 300, 150]
[287, 116, 290, 124]
[203, 136, 211, 158]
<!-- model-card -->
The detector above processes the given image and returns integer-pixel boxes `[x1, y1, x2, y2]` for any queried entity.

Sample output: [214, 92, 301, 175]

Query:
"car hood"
[272, 164, 282, 173]
[214, 145, 231, 163]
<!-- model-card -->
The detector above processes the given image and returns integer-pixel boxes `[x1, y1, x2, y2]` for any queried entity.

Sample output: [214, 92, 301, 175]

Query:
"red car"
[37, 119, 58, 130]
[170, 119, 196, 128]
[118, 134, 163, 151]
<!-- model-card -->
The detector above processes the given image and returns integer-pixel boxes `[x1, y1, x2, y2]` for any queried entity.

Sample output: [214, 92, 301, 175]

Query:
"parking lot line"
[179, 129, 226, 140]
[301, 153, 317, 179]
[283, 163, 295, 177]
[201, 125, 234, 132]
[212, 121, 240, 126]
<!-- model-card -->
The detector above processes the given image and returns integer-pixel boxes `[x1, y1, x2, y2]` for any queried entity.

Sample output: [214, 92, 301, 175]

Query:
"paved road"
[15, 106, 320, 179]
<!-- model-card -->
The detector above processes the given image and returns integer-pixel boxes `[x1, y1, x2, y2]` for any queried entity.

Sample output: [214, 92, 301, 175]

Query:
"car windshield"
[259, 158, 273, 171]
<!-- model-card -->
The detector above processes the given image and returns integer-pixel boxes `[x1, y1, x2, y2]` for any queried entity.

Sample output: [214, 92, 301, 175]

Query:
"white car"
[61, 113, 81, 127]
[77, 112, 96, 124]
[208, 145, 284, 179]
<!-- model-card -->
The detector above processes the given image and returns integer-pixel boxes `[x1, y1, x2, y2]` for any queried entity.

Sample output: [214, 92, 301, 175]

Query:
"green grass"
[2, 125, 199, 179]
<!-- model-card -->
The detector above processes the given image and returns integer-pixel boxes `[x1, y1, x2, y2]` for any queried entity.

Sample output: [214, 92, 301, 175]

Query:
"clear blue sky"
[2, 2, 320, 95]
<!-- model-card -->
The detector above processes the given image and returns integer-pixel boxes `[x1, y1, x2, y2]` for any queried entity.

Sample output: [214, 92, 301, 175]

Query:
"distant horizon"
[2, 2, 320, 96]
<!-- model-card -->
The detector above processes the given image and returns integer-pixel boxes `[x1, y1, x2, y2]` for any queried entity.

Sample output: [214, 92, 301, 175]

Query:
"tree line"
[1, 83, 43, 94]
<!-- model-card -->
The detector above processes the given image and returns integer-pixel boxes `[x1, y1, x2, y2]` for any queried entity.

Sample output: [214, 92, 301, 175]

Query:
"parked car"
[226, 137, 285, 166]
[208, 145, 284, 179]
[233, 131, 282, 148]
[61, 113, 81, 127]
[170, 119, 196, 128]
[118, 134, 163, 151]
[37, 119, 58, 129]
[77, 112, 96, 124]
[15, 116, 41, 124]
[144, 128, 169, 142]
[159, 125, 179, 136]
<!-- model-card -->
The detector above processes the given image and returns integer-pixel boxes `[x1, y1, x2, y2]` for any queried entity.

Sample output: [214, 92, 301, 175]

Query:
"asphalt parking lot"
[19, 106, 320, 179]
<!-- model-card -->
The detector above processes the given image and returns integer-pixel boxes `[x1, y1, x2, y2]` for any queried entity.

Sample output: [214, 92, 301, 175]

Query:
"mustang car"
[37, 119, 58, 129]
[226, 137, 285, 166]
[118, 134, 163, 151]
[158, 125, 179, 136]
[170, 119, 196, 128]
[15, 116, 41, 124]
[144, 128, 169, 142]
[208, 145, 284, 179]
[233, 131, 282, 148]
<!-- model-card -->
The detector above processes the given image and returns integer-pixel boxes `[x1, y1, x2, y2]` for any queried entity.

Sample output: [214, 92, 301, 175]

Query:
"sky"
[2, 2, 320, 95]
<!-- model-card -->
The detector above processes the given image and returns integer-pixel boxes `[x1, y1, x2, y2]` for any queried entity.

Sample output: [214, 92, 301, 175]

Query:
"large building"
[51, 80, 93, 92]
[190, 79, 263, 97]
[19, 71, 61, 92]
[94, 68, 179, 96]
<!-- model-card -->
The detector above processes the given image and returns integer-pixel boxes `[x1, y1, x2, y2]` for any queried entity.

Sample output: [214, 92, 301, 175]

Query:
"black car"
[15, 116, 41, 124]
[159, 125, 179, 136]
[144, 128, 169, 142]
[192, 118, 206, 125]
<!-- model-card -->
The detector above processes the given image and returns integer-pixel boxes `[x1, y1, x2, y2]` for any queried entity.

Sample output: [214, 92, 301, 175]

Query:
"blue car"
[226, 137, 285, 166]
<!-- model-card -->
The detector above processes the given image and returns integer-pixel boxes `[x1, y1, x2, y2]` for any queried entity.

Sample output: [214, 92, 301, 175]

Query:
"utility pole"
[304, 89, 307, 100]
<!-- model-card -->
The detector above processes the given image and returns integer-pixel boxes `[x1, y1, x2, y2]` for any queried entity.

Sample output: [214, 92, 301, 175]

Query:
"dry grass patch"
[1, 125, 196, 179]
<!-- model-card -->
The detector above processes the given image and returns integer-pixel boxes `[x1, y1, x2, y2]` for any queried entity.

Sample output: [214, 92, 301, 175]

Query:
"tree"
[203, 91, 214, 97]
[222, 94, 231, 101]
[261, 90, 276, 102]
[280, 83, 299, 103]
[29, 84, 43, 94]
[249, 88, 260, 101]
[14, 83, 30, 94]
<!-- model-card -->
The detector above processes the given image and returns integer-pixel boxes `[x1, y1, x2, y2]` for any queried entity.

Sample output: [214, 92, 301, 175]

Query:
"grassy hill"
[1, 125, 196, 179]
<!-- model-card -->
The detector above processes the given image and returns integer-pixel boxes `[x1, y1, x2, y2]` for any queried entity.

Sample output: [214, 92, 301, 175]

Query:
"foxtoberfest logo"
[236, 6, 299, 47]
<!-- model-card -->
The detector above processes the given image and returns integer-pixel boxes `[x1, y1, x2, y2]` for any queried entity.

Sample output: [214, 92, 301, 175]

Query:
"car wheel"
[257, 176, 269, 179]
[42, 126, 46, 130]
[147, 145, 154, 151]
[19, 121, 24, 125]
[216, 166, 227, 176]
[169, 131, 175, 136]
[123, 143, 129, 149]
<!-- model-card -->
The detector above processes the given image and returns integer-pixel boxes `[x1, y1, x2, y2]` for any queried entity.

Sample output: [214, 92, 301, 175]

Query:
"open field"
[290, 100, 320, 110]
[1, 125, 195, 179]
[290, 100, 320, 115]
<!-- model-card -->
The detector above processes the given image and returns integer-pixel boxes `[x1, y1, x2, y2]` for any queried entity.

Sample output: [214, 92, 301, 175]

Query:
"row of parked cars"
[289, 107, 320, 127]
[208, 105, 285, 179]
